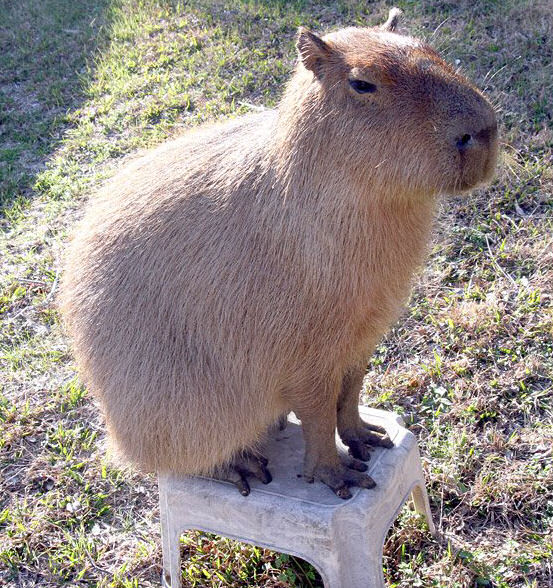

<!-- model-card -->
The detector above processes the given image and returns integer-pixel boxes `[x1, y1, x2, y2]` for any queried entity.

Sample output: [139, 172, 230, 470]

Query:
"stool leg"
[411, 482, 436, 535]
[159, 483, 182, 588]
[404, 446, 436, 536]
[160, 523, 182, 588]
[314, 532, 386, 588]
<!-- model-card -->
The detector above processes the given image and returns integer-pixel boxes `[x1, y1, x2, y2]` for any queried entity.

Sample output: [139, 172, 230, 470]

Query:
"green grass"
[1, 0, 552, 586]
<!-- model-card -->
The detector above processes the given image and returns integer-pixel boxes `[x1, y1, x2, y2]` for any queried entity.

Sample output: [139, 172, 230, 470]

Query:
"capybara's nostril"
[456, 133, 473, 150]
[456, 121, 497, 150]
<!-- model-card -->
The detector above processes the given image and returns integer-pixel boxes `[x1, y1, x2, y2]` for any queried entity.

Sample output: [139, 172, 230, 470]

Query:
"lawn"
[1, 0, 552, 586]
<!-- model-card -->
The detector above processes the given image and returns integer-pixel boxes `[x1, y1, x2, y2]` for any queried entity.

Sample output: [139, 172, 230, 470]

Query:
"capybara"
[60, 9, 498, 499]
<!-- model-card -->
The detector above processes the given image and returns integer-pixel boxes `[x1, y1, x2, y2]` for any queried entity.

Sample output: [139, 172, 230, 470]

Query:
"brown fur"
[59, 12, 498, 487]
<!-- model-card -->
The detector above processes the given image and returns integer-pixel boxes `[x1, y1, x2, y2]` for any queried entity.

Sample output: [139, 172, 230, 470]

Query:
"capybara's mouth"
[446, 167, 497, 195]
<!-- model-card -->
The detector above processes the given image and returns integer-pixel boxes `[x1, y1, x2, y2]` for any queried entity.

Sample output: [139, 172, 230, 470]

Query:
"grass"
[1, 0, 552, 586]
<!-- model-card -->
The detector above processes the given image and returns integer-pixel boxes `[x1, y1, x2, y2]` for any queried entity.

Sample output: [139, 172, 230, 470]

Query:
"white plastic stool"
[159, 407, 435, 588]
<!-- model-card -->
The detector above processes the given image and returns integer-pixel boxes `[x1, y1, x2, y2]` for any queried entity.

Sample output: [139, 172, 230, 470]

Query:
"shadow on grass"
[0, 0, 112, 214]
[0, 0, 374, 217]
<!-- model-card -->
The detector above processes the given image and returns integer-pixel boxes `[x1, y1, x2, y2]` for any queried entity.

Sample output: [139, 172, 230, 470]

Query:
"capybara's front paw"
[306, 462, 376, 500]
[340, 422, 394, 461]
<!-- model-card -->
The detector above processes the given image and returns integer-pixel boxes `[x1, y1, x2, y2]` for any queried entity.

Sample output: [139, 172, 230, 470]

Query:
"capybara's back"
[61, 112, 292, 473]
[61, 10, 497, 492]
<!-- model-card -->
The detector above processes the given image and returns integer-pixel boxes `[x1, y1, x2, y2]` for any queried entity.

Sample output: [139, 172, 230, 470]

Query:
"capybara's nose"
[456, 122, 497, 151]
[456, 133, 474, 150]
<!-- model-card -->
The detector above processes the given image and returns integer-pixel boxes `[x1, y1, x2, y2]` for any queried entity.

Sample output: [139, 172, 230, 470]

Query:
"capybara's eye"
[349, 79, 377, 94]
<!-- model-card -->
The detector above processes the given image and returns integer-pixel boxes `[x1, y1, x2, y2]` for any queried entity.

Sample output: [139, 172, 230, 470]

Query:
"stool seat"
[159, 407, 435, 588]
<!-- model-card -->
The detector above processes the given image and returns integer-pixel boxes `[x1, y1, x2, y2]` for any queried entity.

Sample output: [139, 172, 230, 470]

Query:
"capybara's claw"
[335, 484, 352, 500]
[378, 435, 394, 449]
[214, 450, 272, 495]
[362, 422, 394, 447]
[236, 476, 251, 496]
[340, 452, 368, 472]
[347, 439, 374, 461]
[309, 463, 376, 499]
[342, 426, 394, 460]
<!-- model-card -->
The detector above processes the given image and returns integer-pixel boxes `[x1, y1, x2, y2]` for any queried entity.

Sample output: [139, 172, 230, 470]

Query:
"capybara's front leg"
[337, 367, 393, 461]
[294, 381, 376, 499]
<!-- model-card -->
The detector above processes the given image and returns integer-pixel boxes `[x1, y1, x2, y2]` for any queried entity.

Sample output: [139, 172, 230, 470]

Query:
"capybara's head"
[293, 8, 498, 198]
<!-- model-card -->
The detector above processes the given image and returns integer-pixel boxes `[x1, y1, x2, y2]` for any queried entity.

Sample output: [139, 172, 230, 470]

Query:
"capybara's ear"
[380, 7, 403, 32]
[296, 27, 333, 77]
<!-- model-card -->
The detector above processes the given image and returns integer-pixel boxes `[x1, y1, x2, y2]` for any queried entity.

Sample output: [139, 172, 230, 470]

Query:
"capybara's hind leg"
[212, 449, 272, 496]
[268, 412, 289, 435]
[337, 367, 394, 461]
[276, 413, 288, 431]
